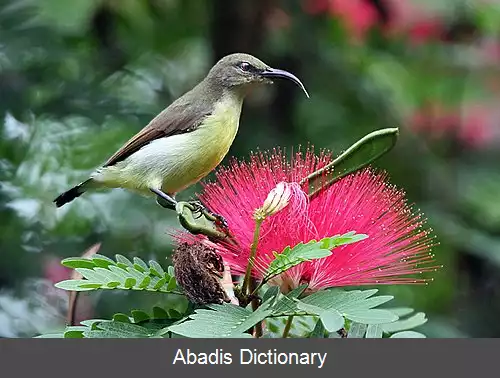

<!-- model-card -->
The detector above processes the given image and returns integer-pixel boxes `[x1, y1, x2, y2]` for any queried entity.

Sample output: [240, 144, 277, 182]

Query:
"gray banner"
[0, 339, 493, 378]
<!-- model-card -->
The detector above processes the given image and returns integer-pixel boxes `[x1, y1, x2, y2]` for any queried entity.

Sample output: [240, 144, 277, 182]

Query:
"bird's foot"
[188, 200, 229, 230]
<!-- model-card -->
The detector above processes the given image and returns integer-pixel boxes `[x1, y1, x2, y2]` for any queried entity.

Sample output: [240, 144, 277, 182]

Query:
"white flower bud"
[258, 182, 292, 218]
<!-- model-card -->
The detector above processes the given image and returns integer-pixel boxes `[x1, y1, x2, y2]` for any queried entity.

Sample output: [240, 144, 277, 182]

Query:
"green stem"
[282, 316, 294, 338]
[250, 280, 263, 338]
[242, 218, 263, 295]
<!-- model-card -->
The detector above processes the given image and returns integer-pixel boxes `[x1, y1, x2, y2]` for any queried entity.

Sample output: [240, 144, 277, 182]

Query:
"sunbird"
[54, 53, 309, 217]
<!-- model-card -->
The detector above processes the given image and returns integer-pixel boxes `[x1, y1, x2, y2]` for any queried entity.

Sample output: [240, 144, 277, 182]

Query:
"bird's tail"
[53, 179, 94, 207]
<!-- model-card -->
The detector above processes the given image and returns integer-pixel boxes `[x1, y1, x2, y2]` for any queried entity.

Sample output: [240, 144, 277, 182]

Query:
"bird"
[53, 53, 309, 218]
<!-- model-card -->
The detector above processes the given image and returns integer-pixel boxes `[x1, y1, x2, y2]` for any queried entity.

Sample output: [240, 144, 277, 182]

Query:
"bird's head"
[206, 53, 309, 98]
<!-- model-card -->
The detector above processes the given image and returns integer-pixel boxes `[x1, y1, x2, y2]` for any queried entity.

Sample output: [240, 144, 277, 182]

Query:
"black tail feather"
[53, 182, 87, 207]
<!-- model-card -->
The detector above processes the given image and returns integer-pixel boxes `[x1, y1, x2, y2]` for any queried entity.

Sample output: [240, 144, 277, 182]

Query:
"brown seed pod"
[173, 242, 230, 305]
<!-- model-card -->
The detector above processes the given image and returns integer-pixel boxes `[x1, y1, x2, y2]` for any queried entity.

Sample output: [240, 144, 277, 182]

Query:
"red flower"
[303, 0, 444, 44]
[303, 0, 379, 42]
[43, 256, 72, 285]
[409, 103, 494, 149]
[176, 149, 438, 291]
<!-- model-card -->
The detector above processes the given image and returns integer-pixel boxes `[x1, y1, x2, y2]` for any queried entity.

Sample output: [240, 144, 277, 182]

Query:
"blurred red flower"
[303, 0, 443, 44]
[176, 149, 438, 292]
[410, 103, 495, 149]
[43, 256, 71, 285]
[43, 255, 94, 324]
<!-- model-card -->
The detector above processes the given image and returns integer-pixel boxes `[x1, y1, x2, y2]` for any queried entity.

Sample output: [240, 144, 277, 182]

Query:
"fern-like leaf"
[55, 254, 178, 293]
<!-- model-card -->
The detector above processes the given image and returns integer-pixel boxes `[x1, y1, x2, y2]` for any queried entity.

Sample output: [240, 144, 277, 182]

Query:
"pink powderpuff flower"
[176, 149, 438, 292]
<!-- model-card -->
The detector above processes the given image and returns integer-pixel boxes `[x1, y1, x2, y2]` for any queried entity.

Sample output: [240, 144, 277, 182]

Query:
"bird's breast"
[161, 93, 243, 193]
[198, 94, 243, 162]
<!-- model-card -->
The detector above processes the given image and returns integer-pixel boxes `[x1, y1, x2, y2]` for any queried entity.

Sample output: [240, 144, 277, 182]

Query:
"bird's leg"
[150, 188, 177, 210]
[150, 188, 229, 233]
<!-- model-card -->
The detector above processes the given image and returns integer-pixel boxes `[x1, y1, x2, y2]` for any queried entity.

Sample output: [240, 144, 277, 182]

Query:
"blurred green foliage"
[1, 0, 500, 337]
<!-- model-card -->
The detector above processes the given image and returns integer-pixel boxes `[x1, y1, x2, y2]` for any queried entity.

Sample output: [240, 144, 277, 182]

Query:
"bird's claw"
[188, 201, 229, 230]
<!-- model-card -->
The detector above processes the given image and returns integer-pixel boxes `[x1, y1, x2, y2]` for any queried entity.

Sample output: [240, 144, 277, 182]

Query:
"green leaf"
[168, 303, 268, 338]
[301, 288, 379, 311]
[124, 277, 136, 288]
[263, 239, 334, 283]
[168, 309, 182, 319]
[64, 331, 84, 338]
[382, 312, 427, 333]
[80, 319, 106, 327]
[108, 265, 128, 277]
[79, 283, 104, 289]
[230, 299, 273, 335]
[287, 284, 308, 299]
[348, 322, 367, 338]
[149, 260, 165, 277]
[113, 313, 131, 323]
[93, 267, 124, 284]
[75, 268, 109, 283]
[320, 310, 345, 332]
[318, 232, 368, 249]
[133, 257, 148, 273]
[61, 257, 96, 269]
[125, 266, 146, 281]
[309, 319, 327, 338]
[94, 321, 155, 338]
[55, 255, 178, 294]
[344, 309, 398, 325]
[365, 324, 383, 338]
[91, 254, 116, 268]
[271, 286, 307, 316]
[295, 301, 324, 315]
[152, 306, 169, 319]
[341, 295, 394, 312]
[388, 307, 414, 317]
[153, 277, 167, 290]
[138, 275, 151, 289]
[296, 301, 344, 332]
[63, 326, 87, 338]
[168, 266, 175, 277]
[166, 277, 177, 291]
[36, 333, 65, 338]
[301, 128, 399, 198]
[390, 331, 426, 338]
[131, 310, 151, 323]
[55, 279, 98, 291]
[262, 286, 280, 304]
[115, 254, 134, 268]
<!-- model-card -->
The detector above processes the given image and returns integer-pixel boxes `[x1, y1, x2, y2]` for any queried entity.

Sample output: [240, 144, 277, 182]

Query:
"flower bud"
[257, 182, 292, 219]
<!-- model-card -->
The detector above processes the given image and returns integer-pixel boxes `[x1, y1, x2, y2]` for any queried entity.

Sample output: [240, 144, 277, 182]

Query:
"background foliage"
[1, 0, 499, 337]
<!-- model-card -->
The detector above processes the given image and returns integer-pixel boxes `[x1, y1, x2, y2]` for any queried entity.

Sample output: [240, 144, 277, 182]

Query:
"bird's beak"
[260, 68, 310, 98]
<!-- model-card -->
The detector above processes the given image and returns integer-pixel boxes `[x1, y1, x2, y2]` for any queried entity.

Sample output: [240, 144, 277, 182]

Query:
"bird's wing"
[103, 101, 211, 167]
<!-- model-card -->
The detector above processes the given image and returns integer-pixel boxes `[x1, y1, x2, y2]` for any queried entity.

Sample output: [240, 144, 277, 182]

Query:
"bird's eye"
[239, 62, 252, 72]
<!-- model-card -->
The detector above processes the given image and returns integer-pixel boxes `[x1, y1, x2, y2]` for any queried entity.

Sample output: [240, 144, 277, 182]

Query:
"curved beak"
[260, 68, 310, 98]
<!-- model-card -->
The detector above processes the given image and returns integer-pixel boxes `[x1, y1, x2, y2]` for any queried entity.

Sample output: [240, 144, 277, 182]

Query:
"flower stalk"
[282, 316, 294, 338]
[242, 217, 264, 296]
